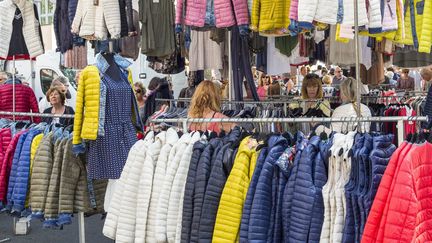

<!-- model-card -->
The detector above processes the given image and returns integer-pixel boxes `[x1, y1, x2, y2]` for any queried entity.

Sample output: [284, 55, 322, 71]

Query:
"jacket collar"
[95, 53, 132, 74]
[165, 128, 179, 145]
[5, 78, 22, 84]
[268, 135, 288, 149]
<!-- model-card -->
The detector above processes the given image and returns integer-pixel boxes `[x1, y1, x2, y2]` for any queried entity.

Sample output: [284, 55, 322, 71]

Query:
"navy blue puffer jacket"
[239, 146, 268, 243]
[198, 128, 241, 242]
[180, 140, 207, 243]
[342, 134, 365, 243]
[286, 136, 323, 243]
[11, 129, 43, 213]
[248, 135, 288, 242]
[189, 138, 223, 243]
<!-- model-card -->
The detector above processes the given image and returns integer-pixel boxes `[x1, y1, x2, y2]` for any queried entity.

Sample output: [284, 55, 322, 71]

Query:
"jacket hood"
[165, 128, 179, 145]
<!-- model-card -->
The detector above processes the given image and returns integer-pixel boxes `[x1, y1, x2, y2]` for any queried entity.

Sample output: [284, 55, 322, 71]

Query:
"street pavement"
[0, 213, 112, 243]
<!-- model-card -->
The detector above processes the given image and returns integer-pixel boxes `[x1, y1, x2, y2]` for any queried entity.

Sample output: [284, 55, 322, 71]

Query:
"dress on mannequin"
[86, 53, 138, 179]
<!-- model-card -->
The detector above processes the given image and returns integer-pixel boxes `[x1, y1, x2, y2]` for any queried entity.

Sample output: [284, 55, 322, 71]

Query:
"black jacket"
[42, 106, 75, 127]
[54, 0, 73, 53]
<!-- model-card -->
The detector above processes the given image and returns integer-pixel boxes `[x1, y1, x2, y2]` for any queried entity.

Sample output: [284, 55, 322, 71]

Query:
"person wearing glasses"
[134, 82, 147, 122]
[332, 66, 346, 87]
[38, 76, 71, 112]
[396, 68, 415, 91]
[42, 87, 75, 126]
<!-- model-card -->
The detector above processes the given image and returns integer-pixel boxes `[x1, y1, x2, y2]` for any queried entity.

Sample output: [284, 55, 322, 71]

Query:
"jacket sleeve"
[125, 0, 134, 32]
[0, 136, 17, 205]
[28, 88, 41, 123]
[232, 0, 249, 25]
[6, 135, 26, 209]
[175, 0, 184, 25]
[72, 72, 85, 146]
[367, 0, 383, 33]
[102, 0, 121, 39]
[70, 0, 83, 34]
[53, 0, 61, 51]
[250, 0, 260, 30]
[297, 0, 318, 24]
[419, 0, 432, 53]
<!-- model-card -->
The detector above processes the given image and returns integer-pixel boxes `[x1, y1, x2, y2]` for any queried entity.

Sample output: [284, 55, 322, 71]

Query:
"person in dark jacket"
[142, 77, 173, 124]
[42, 87, 75, 126]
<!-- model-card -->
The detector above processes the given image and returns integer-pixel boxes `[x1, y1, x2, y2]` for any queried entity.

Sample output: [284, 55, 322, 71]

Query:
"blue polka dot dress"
[86, 72, 137, 179]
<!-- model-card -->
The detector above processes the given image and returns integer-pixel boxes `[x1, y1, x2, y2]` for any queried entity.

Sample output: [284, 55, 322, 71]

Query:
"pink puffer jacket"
[289, 0, 299, 20]
[175, 0, 249, 27]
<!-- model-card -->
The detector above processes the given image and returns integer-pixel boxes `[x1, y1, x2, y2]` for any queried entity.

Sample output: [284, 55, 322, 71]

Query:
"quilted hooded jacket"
[377, 142, 432, 242]
[155, 133, 192, 243]
[0, 130, 20, 206]
[239, 146, 268, 243]
[167, 132, 201, 243]
[251, 0, 291, 32]
[10, 129, 42, 213]
[248, 135, 288, 242]
[180, 137, 207, 243]
[145, 130, 179, 243]
[6, 131, 28, 211]
[213, 135, 257, 242]
[133, 131, 166, 243]
[103, 132, 154, 240]
[361, 142, 411, 243]
[29, 132, 55, 217]
[402, 0, 432, 53]
[0, 82, 40, 123]
[198, 128, 241, 242]
[189, 138, 223, 243]
[175, 0, 249, 28]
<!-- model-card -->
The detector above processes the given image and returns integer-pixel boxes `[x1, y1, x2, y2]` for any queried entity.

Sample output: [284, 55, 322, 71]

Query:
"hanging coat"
[0, 131, 22, 206]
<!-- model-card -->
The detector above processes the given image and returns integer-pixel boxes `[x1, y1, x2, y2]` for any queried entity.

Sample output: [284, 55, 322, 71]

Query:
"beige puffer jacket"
[30, 133, 55, 216]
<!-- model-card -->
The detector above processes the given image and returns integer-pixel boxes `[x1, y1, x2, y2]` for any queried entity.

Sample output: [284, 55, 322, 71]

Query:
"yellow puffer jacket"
[401, 0, 432, 53]
[419, 0, 432, 53]
[26, 133, 44, 208]
[73, 66, 135, 145]
[212, 137, 258, 242]
[251, 0, 291, 32]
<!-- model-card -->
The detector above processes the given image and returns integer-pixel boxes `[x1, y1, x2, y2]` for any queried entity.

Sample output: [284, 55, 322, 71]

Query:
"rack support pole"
[12, 55, 16, 121]
[78, 212, 85, 243]
[354, 0, 361, 128]
[228, 30, 233, 109]
[397, 119, 404, 146]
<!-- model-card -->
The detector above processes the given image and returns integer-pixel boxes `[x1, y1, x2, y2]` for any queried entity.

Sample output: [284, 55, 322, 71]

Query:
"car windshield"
[61, 67, 77, 89]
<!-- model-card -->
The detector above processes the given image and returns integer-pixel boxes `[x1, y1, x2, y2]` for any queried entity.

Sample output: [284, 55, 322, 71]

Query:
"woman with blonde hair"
[188, 80, 235, 133]
[257, 73, 270, 99]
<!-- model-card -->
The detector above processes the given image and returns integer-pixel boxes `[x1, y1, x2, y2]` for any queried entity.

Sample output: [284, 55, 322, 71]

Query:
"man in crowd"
[332, 66, 346, 87]
[396, 68, 415, 91]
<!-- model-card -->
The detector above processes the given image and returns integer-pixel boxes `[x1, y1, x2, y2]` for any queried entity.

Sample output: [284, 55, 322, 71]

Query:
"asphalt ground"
[0, 213, 112, 243]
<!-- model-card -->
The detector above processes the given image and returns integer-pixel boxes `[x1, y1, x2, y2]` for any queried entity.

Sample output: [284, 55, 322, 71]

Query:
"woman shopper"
[257, 73, 270, 99]
[134, 82, 147, 122]
[301, 74, 331, 117]
[42, 87, 75, 126]
[188, 80, 235, 134]
[331, 77, 371, 133]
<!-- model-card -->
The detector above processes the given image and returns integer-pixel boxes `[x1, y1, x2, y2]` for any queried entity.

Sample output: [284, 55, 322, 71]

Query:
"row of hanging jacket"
[0, 120, 106, 229]
[102, 124, 399, 243]
[362, 131, 432, 242]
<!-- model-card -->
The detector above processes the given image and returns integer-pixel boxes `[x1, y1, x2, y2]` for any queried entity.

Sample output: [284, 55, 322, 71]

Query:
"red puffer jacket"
[0, 83, 41, 123]
[363, 142, 432, 243]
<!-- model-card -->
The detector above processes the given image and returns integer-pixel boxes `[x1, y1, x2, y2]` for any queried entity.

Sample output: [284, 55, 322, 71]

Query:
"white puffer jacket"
[314, 0, 339, 25]
[320, 133, 346, 243]
[155, 133, 192, 243]
[297, 0, 318, 23]
[133, 131, 167, 243]
[341, 0, 369, 26]
[167, 132, 203, 243]
[145, 129, 179, 243]
[0, 0, 44, 59]
[382, 0, 398, 31]
[332, 132, 356, 243]
[102, 132, 154, 240]
[71, 0, 121, 40]
[367, 0, 383, 32]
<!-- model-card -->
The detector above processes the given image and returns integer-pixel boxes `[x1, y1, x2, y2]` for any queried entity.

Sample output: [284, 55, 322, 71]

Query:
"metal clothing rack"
[149, 116, 428, 146]
[0, 112, 85, 243]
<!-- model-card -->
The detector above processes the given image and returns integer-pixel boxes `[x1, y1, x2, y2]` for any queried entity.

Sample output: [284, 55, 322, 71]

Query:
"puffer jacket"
[282, 133, 307, 238]
[54, 0, 73, 53]
[248, 136, 288, 242]
[6, 131, 28, 211]
[213, 136, 257, 242]
[251, 0, 291, 32]
[175, 0, 249, 28]
[11, 129, 42, 213]
[0, 82, 40, 123]
[342, 134, 365, 243]
[180, 139, 208, 243]
[287, 136, 323, 243]
[368, 0, 383, 33]
[198, 128, 241, 242]
[0, 0, 44, 59]
[0, 128, 12, 158]
[0, 130, 20, 206]
[341, 0, 369, 26]
[155, 133, 192, 243]
[145, 129, 179, 243]
[297, 0, 317, 25]
[382, 0, 398, 31]
[289, 0, 299, 20]
[189, 138, 223, 243]
[115, 135, 155, 243]
[239, 147, 268, 243]
[71, 0, 121, 39]
[360, 135, 395, 236]
[402, 0, 432, 53]
[378, 142, 432, 242]
[29, 132, 55, 217]
[133, 131, 166, 243]
[103, 132, 154, 240]
[44, 137, 68, 222]
[314, 0, 339, 24]
[361, 142, 410, 243]
[418, 0, 432, 53]
[167, 132, 201, 243]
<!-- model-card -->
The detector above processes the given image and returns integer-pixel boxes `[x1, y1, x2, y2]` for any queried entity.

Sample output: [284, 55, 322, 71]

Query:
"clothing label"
[153, 0, 159, 3]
